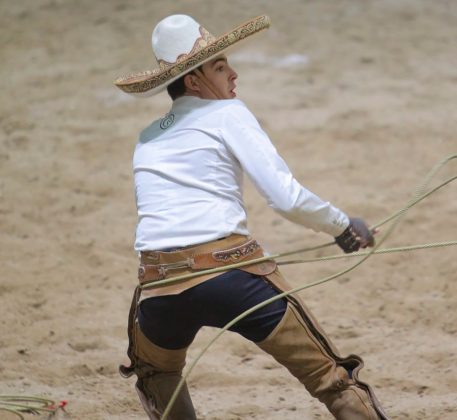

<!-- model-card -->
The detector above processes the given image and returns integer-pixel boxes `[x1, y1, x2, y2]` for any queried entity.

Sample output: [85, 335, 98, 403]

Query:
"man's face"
[199, 55, 238, 99]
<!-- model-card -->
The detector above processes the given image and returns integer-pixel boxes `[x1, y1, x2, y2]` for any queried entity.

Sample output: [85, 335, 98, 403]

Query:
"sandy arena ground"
[1, 0, 456, 419]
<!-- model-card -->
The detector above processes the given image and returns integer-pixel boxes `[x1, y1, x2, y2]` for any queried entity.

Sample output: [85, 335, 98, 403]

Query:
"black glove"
[335, 217, 375, 254]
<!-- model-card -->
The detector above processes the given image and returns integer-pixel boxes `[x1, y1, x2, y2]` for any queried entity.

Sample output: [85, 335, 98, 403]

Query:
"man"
[115, 14, 389, 419]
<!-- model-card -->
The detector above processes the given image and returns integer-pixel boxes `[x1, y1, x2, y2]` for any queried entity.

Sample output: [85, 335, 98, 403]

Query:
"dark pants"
[138, 269, 287, 349]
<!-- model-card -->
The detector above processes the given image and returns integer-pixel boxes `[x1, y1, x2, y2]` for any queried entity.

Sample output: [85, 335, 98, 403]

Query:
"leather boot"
[133, 324, 197, 420]
[256, 303, 388, 419]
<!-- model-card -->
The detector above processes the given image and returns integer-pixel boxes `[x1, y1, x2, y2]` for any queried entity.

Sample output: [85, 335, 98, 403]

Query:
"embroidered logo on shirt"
[160, 113, 175, 130]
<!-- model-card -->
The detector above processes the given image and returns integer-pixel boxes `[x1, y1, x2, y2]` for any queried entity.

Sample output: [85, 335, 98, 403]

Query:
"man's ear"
[184, 73, 200, 93]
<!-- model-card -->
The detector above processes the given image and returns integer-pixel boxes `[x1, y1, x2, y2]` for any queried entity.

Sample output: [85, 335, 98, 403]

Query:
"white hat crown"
[152, 15, 216, 68]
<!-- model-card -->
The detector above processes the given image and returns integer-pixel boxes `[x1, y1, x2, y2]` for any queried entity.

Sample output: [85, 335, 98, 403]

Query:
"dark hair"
[166, 66, 204, 100]
[166, 74, 187, 100]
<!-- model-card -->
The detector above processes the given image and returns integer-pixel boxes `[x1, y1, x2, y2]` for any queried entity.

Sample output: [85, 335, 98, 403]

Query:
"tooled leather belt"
[138, 239, 262, 284]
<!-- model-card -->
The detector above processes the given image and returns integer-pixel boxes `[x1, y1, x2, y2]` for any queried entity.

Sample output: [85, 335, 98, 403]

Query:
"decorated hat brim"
[114, 15, 270, 97]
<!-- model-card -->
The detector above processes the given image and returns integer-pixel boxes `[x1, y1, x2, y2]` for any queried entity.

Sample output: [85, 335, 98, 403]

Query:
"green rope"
[0, 395, 58, 419]
[278, 240, 457, 265]
[372, 174, 456, 230]
[161, 154, 456, 419]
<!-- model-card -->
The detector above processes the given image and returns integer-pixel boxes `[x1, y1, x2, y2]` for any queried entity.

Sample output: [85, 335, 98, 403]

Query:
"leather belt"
[138, 238, 262, 284]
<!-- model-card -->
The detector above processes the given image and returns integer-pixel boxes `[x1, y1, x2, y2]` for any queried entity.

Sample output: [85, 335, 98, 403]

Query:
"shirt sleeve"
[221, 102, 349, 237]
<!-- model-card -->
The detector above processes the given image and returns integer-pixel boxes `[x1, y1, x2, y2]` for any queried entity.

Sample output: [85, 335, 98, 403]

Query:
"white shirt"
[133, 96, 349, 251]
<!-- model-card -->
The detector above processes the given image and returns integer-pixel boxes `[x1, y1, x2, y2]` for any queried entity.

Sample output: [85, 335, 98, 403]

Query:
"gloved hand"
[335, 217, 375, 253]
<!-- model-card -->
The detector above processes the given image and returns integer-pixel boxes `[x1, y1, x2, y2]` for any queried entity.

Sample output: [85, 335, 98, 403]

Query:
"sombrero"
[114, 14, 270, 97]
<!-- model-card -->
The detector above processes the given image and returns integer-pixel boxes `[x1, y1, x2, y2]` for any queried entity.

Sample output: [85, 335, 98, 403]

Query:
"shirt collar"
[172, 95, 210, 110]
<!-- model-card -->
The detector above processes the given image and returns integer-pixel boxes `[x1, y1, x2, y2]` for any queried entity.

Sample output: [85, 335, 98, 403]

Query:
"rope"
[0, 395, 66, 419]
[159, 154, 456, 419]
[278, 240, 457, 265]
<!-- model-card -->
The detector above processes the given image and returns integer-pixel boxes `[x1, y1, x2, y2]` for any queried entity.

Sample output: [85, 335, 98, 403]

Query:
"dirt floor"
[1, 0, 456, 419]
